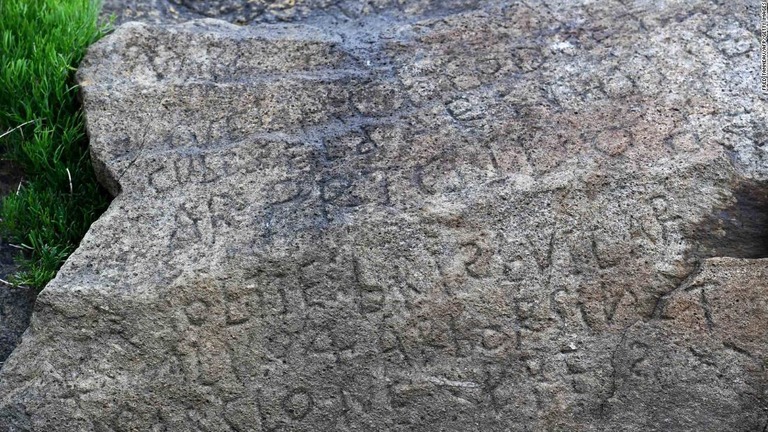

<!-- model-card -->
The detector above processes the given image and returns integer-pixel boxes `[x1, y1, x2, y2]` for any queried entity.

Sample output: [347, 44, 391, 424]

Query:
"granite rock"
[0, 283, 34, 365]
[0, 0, 766, 430]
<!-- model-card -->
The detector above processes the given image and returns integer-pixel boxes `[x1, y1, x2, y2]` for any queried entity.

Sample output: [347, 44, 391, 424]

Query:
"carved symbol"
[593, 128, 633, 157]
[224, 283, 257, 325]
[282, 388, 313, 420]
[310, 330, 334, 352]
[389, 380, 434, 408]
[184, 301, 209, 325]
[170, 205, 204, 248]
[480, 329, 507, 350]
[173, 154, 221, 184]
[446, 98, 483, 121]
[208, 192, 246, 233]
[356, 138, 376, 154]
[511, 47, 544, 73]
[460, 241, 492, 278]
[628, 341, 649, 377]
[148, 164, 177, 193]
[476, 58, 501, 75]
[353, 258, 386, 313]
[359, 289, 385, 313]
[416, 158, 461, 195]
[325, 133, 363, 160]
[269, 179, 304, 205]
[321, 177, 351, 202]
[351, 82, 404, 116]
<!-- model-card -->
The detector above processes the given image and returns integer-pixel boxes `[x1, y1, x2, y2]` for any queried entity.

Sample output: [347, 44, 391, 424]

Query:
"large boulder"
[0, 1, 766, 430]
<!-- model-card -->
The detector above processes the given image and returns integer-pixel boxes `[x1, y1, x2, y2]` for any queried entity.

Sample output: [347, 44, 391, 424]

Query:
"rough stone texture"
[101, 0, 488, 25]
[101, 0, 312, 25]
[0, 0, 767, 430]
[0, 285, 35, 365]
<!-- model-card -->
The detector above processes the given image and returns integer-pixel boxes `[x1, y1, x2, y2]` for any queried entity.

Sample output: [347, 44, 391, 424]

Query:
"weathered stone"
[0, 283, 34, 365]
[101, 0, 485, 25]
[0, 0, 766, 430]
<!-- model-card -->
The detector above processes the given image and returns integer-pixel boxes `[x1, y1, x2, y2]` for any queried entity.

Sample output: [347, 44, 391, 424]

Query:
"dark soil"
[0, 159, 35, 365]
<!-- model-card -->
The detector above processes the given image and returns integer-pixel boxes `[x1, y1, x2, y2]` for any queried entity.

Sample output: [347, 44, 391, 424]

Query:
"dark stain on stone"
[689, 179, 768, 259]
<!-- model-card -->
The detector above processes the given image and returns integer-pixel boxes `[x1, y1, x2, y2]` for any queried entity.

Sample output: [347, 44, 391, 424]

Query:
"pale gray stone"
[0, 1, 766, 430]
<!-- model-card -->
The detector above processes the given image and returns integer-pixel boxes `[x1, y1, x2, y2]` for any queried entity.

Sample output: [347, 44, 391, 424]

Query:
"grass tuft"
[0, 0, 112, 289]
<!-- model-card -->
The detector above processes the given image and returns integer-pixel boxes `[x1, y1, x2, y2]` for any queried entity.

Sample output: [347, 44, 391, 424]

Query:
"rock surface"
[0, 285, 35, 365]
[0, 280, 34, 366]
[0, 0, 767, 430]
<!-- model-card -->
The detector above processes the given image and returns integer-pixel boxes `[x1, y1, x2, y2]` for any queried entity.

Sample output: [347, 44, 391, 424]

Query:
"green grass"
[0, 0, 111, 289]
